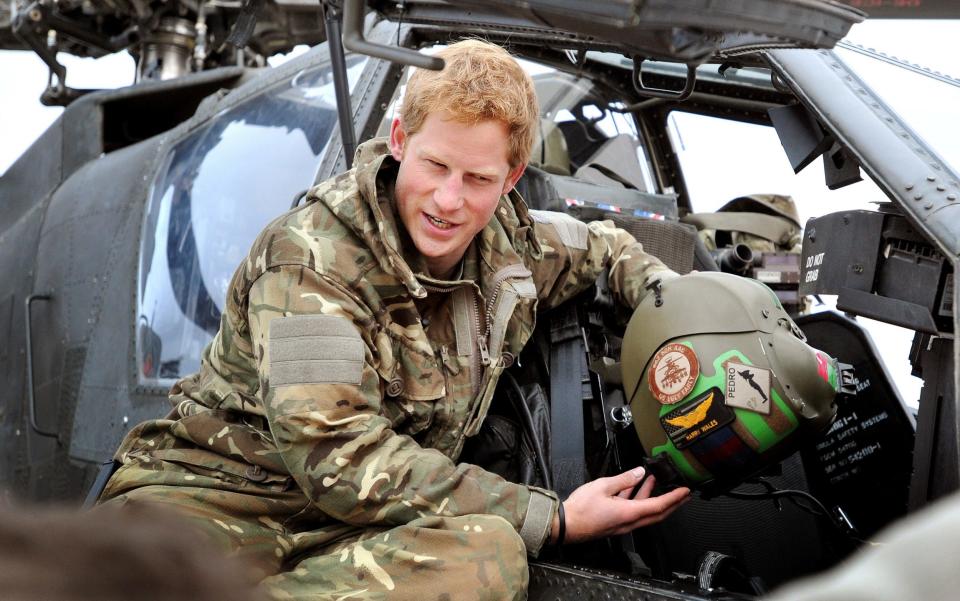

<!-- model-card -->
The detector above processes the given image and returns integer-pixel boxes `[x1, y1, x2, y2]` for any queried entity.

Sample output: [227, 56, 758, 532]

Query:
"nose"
[434, 174, 464, 213]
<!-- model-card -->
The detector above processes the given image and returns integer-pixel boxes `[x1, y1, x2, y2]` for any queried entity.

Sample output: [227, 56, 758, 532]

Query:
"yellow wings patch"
[665, 392, 713, 429]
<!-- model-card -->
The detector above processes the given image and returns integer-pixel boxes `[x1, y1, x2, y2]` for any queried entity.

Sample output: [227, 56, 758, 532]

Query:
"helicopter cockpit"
[2, 2, 958, 599]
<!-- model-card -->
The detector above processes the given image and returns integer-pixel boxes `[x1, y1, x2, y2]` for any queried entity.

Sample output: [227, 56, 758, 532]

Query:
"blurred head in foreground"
[0, 502, 265, 601]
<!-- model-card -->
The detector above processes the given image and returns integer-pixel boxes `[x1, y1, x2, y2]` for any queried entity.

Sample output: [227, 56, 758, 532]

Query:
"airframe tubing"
[324, 7, 358, 169]
[342, 0, 444, 71]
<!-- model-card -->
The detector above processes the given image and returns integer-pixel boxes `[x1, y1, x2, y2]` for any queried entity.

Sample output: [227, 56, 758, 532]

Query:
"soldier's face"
[389, 112, 525, 279]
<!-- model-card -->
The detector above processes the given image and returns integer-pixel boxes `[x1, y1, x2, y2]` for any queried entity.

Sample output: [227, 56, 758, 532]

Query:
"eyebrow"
[418, 148, 500, 180]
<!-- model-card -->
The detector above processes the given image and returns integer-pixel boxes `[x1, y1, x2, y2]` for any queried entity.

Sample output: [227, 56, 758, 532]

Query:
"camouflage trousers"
[99, 422, 528, 601]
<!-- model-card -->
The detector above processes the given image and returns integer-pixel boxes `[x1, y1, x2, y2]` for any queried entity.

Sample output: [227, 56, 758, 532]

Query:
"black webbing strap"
[549, 304, 589, 499]
[82, 459, 121, 509]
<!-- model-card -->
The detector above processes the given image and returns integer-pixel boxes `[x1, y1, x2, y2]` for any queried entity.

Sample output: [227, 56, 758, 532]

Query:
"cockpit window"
[532, 69, 657, 194]
[137, 54, 368, 383]
[668, 110, 889, 225]
[835, 44, 960, 173]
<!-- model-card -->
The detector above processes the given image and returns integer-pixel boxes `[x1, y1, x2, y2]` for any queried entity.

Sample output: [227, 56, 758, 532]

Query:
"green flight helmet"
[621, 272, 848, 490]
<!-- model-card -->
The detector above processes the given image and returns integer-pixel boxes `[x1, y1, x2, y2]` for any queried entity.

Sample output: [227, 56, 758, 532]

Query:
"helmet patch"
[724, 361, 772, 415]
[648, 343, 700, 405]
[661, 387, 734, 449]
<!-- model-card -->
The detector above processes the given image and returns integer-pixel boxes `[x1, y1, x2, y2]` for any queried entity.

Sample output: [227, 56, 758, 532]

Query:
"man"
[100, 39, 690, 599]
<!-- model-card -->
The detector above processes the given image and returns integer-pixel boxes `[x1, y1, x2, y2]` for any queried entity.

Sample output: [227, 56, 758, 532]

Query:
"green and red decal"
[816, 352, 839, 391]
[652, 345, 798, 483]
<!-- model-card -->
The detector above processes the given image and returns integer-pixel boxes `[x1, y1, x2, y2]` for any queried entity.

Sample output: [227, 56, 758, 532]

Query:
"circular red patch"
[647, 343, 700, 405]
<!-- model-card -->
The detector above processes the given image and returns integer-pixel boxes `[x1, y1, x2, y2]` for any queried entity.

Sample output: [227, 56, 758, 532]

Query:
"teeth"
[427, 214, 452, 229]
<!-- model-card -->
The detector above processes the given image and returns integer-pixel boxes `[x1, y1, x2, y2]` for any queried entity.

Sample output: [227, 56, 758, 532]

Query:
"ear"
[389, 118, 406, 162]
[502, 162, 527, 195]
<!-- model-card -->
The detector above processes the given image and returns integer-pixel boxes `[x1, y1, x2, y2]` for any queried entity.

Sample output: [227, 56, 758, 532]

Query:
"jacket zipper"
[474, 293, 490, 367]
[422, 263, 529, 397]
[479, 264, 532, 365]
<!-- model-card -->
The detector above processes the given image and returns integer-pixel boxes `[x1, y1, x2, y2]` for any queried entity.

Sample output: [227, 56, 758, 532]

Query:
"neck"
[426, 255, 462, 281]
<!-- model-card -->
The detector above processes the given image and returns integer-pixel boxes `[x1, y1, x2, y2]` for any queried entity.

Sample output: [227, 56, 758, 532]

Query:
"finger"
[621, 472, 653, 499]
[631, 474, 657, 500]
[602, 466, 646, 496]
[656, 486, 691, 508]
[626, 485, 690, 521]
[629, 494, 692, 530]
[623, 491, 692, 531]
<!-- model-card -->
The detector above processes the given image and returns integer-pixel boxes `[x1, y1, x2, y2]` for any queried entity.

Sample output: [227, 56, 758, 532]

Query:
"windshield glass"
[531, 68, 658, 194]
[835, 43, 960, 172]
[137, 54, 367, 383]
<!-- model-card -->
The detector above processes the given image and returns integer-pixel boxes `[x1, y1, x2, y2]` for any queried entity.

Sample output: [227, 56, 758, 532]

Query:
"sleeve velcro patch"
[269, 315, 363, 387]
[529, 210, 589, 250]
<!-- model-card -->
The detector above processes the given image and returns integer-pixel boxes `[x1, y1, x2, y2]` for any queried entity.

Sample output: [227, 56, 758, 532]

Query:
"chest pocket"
[381, 335, 446, 435]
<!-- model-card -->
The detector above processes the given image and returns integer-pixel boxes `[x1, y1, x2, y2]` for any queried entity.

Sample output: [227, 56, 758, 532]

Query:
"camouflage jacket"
[137, 138, 671, 556]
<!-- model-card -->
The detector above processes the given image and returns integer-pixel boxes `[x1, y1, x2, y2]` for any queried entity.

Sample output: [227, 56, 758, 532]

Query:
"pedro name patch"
[661, 387, 734, 450]
[648, 343, 699, 405]
[724, 360, 772, 415]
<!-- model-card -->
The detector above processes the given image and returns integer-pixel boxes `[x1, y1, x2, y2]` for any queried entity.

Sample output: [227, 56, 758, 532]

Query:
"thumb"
[604, 466, 646, 495]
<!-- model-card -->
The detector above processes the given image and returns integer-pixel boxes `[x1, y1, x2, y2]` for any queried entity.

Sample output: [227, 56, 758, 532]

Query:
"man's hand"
[551, 467, 690, 545]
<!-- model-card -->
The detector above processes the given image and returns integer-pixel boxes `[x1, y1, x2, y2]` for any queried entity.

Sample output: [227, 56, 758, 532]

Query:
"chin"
[420, 244, 455, 259]
[410, 237, 445, 258]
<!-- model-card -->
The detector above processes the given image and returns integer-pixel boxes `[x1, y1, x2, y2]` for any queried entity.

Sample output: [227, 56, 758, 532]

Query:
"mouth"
[424, 212, 457, 231]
